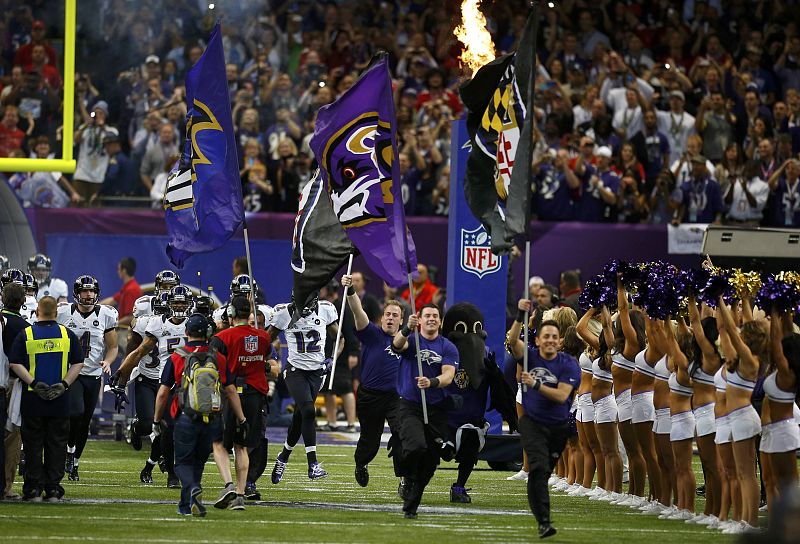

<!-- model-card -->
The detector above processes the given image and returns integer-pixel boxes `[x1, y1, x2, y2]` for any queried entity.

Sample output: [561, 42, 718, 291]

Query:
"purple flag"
[309, 55, 416, 287]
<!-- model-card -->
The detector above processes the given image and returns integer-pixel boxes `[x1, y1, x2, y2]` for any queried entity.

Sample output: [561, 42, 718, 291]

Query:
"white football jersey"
[131, 314, 161, 379]
[133, 295, 154, 319]
[21, 296, 38, 321]
[269, 300, 337, 370]
[57, 303, 119, 376]
[36, 278, 68, 301]
[145, 315, 187, 372]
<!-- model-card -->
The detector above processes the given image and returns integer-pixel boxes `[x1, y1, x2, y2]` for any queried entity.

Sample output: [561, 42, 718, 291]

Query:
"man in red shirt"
[209, 296, 278, 510]
[401, 263, 439, 312]
[24, 44, 62, 91]
[153, 314, 245, 517]
[0, 105, 25, 158]
[100, 257, 142, 327]
[13, 20, 58, 68]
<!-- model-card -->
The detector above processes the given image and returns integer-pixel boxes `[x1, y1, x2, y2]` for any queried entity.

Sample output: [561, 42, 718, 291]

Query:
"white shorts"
[670, 410, 696, 441]
[760, 418, 800, 454]
[693, 403, 716, 437]
[653, 407, 671, 435]
[729, 405, 762, 442]
[615, 388, 633, 422]
[631, 391, 655, 424]
[594, 395, 618, 424]
[577, 393, 595, 423]
[516, 383, 522, 405]
[714, 414, 731, 445]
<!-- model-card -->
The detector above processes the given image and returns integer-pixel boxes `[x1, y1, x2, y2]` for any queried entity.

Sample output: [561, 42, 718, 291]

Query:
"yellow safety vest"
[24, 325, 70, 391]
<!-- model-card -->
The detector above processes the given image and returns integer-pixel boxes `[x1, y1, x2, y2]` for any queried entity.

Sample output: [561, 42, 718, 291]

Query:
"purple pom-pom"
[755, 275, 800, 313]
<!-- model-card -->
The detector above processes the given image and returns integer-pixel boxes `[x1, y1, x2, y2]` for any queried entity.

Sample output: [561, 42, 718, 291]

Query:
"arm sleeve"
[216, 354, 233, 385]
[442, 339, 459, 368]
[161, 357, 176, 387]
[67, 329, 85, 365]
[209, 336, 227, 356]
[104, 306, 119, 331]
[9, 329, 29, 368]
[269, 306, 291, 330]
[144, 317, 162, 339]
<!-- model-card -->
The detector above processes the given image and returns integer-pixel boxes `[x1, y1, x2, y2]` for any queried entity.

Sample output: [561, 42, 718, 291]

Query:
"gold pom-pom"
[730, 269, 761, 299]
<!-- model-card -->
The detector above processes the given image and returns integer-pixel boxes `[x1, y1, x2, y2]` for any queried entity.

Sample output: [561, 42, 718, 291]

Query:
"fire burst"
[454, 0, 496, 76]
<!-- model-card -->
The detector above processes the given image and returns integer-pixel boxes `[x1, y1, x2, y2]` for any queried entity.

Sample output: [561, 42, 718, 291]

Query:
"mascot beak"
[447, 330, 486, 390]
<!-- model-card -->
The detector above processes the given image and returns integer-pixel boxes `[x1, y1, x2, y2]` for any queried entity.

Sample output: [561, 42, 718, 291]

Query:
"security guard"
[8, 296, 84, 502]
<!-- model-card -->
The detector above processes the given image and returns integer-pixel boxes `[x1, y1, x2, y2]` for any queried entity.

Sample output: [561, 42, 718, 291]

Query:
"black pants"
[354, 386, 401, 475]
[449, 424, 482, 487]
[519, 415, 569, 525]
[0, 388, 6, 494]
[68, 375, 101, 459]
[284, 366, 324, 450]
[223, 391, 265, 450]
[134, 376, 164, 463]
[173, 413, 221, 512]
[396, 399, 449, 515]
[21, 415, 70, 498]
[247, 404, 269, 484]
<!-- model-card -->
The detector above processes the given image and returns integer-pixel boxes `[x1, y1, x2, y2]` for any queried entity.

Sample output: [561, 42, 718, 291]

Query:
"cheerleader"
[572, 319, 604, 497]
[686, 297, 723, 525]
[647, 320, 677, 514]
[610, 279, 647, 505]
[761, 310, 800, 525]
[658, 318, 697, 520]
[718, 297, 765, 531]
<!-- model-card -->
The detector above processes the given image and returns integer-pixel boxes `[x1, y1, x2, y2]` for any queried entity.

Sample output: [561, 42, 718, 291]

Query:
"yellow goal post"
[0, 0, 76, 174]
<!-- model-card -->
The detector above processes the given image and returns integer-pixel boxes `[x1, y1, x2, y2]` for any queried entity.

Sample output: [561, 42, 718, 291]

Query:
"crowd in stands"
[0, 0, 799, 227]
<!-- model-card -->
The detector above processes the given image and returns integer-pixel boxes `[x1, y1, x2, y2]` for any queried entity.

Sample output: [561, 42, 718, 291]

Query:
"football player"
[21, 273, 39, 320]
[116, 284, 193, 488]
[131, 270, 181, 320]
[0, 254, 9, 272]
[28, 253, 68, 302]
[124, 291, 171, 484]
[268, 292, 339, 483]
[58, 275, 119, 481]
[213, 275, 258, 332]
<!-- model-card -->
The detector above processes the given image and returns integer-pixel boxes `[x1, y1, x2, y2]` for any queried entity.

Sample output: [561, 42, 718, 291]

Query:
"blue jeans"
[172, 413, 221, 511]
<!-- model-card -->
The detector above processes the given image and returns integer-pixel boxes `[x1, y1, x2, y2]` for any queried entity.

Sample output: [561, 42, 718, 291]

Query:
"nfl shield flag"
[460, 226, 500, 279]
[164, 22, 244, 268]
[309, 54, 417, 288]
[459, 8, 538, 254]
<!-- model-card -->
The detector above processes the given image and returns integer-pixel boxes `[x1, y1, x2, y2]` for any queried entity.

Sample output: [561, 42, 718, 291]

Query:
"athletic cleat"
[450, 484, 472, 504]
[355, 464, 369, 487]
[190, 487, 206, 517]
[538, 523, 557, 539]
[140, 464, 154, 484]
[64, 452, 74, 475]
[308, 462, 328, 480]
[507, 470, 529, 481]
[167, 473, 180, 489]
[271, 458, 287, 485]
[128, 420, 142, 451]
[228, 496, 245, 511]
[67, 465, 79, 481]
[214, 483, 236, 509]
[244, 482, 261, 500]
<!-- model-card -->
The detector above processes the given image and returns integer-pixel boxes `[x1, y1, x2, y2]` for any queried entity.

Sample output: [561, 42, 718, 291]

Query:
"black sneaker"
[450, 483, 472, 504]
[67, 465, 79, 481]
[403, 511, 417, 519]
[140, 463, 154, 484]
[244, 482, 261, 500]
[167, 473, 180, 489]
[355, 464, 369, 487]
[64, 452, 74, 475]
[397, 478, 413, 501]
[157, 457, 168, 473]
[190, 487, 206, 517]
[23, 489, 42, 502]
[129, 420, 142, 451]
[538, 524, 557, 539]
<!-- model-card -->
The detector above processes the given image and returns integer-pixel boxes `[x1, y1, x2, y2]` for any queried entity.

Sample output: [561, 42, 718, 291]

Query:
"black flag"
[459, 7, 538, 254]
[290, 171, 354, 312]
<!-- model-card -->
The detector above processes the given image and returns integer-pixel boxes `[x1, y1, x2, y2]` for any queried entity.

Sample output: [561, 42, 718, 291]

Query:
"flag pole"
[328, 253, 354, 389]
[242, 222, 257, 319]
[406, 272, 429, 424]
[522, 240, 531, 392]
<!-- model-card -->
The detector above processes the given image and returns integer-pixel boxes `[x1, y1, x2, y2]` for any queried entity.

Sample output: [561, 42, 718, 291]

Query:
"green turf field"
[0, 440, 732, 543]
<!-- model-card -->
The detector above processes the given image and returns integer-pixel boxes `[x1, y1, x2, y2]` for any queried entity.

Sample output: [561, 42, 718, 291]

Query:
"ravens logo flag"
[164, 22, 244, 268]
[293, 53, 417, 311]
[459, 6, 539, 255]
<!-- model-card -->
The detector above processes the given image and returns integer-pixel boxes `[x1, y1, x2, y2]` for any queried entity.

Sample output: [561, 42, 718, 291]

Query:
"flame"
[454, 0, 496, 76]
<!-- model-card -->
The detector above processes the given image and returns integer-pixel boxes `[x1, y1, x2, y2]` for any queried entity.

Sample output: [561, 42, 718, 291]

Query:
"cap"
[185, 314, 211, 337]
[145, 55, 160, 65]
[691, 154, 707, 165]
[92, 100, 109, 116]
[102, 133, 119, 145]
[32, 20, 45, 30]
[595, 146, 613, 158]
[402, 87, 418, 96]
[669, 90, 685, 101]
[528, 276, 545, 288]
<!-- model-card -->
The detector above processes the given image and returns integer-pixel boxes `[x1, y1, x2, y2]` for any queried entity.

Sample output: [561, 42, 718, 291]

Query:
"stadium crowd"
[0, 0, 798, 226]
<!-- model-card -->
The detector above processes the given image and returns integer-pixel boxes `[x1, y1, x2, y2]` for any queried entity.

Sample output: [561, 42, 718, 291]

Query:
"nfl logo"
[244, 335, 258, 354]
[460, 226, 500, 279]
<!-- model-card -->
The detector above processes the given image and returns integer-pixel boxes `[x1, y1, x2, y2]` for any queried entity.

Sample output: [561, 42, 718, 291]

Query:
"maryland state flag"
[164, 23, 244, 268]
[304, 54, 417, 294]
[459, 8, 538, 255]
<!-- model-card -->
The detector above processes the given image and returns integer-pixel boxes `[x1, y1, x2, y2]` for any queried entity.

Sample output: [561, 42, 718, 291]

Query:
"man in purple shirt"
[675, 155, 723, 224]
[575, 146, 620, 222]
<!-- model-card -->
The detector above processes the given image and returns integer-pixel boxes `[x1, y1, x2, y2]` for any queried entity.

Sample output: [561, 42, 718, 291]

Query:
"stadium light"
[0, 0, 76, 174]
